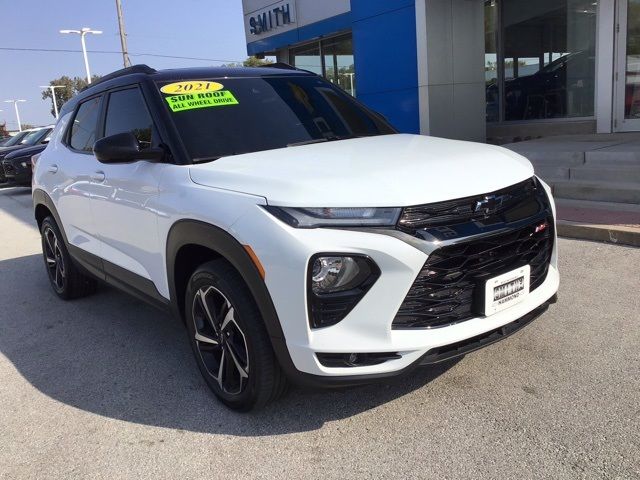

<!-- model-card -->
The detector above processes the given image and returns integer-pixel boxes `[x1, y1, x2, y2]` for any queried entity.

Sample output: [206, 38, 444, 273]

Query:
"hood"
[3, 144, 47, 161]
[189, 134, 534, 207]
[0, 145, 30, 159]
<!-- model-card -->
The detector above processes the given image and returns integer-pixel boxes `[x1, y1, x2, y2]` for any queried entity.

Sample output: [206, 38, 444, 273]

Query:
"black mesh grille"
[393, 218, 554, 329]
[398, 178, 539, 232]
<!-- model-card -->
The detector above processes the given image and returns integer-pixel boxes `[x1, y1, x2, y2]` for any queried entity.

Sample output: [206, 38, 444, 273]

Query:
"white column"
[596, 0, 616, 133]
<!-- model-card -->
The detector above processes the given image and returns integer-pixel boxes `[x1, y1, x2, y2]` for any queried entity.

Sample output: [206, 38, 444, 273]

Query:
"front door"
[615, 0, 640, 131]
[89, 86, 166, 294]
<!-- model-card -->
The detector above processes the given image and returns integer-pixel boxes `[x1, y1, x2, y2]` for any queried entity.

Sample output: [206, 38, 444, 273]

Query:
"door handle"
[47, 164, 58, 174]
[91, 171, 106, 182]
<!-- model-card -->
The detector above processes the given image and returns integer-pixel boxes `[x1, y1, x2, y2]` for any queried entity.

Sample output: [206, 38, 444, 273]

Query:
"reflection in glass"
[486, 0, 598, 122]
[291, 42, 322, 75]
[625, 0, 640, 118]
[485, 0, 499, 122]
[323, 35, 356, 96]
[291, 35, 355, 97]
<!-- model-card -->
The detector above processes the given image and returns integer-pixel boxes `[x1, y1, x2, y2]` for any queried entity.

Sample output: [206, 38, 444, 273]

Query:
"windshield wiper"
[192, 156, 222, 163]
[286, 138, 329, 147]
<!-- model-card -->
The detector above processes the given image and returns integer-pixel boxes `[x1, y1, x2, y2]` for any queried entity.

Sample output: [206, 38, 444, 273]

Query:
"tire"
[40, 216, 97, 300]
[185, 259, 287, 411]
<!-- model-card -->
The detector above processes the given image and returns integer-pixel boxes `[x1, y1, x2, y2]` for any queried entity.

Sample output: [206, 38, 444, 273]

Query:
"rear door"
[89, 85, 167, 294]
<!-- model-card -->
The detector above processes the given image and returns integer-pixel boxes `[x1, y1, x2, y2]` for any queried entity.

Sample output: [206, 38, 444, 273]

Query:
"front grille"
[393, 217, 554, 329]
[398, 178, 539, 232]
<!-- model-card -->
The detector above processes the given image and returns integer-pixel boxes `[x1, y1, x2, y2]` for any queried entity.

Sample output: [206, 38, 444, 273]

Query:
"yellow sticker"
[160, 81, 224, 95]
[165, 91, 239, 112]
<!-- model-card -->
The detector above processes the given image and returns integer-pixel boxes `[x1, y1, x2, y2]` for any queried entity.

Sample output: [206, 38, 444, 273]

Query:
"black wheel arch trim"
[166, 219, 310, 383]
[33, 189, 67, 242]
[166, 220, 284, 338]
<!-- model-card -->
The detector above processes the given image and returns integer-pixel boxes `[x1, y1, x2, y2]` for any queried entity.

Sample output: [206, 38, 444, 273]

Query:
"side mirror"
[93, 132, 164, 164]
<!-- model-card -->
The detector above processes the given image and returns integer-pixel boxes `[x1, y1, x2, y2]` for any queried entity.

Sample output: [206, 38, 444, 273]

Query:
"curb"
[557, 220, 640, 247]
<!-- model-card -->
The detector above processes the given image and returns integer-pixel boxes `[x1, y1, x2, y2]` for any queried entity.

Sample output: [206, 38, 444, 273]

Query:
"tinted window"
[20, 128, 52, 145]
[2, 131, 29, 147]
[158, 76, 394, 161]
[104, 88, 153, 147]
[70, 97, 101, 152]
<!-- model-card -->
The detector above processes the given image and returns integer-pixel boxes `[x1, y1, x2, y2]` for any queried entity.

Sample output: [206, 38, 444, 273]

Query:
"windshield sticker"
[160, 81, 224, 94]
[165, 91, 239, 112]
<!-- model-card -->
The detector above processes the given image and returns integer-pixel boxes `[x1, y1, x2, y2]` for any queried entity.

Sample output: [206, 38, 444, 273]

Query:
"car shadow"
[0, 253, 459, 436]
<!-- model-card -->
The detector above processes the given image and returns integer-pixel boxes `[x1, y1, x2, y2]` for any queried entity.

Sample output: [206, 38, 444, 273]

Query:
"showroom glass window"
[291, 34, 356, 96]
[485, 0, 598, 122]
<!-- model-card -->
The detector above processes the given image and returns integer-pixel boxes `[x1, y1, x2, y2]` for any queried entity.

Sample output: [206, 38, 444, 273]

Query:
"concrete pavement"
[0, 186, 638, 479]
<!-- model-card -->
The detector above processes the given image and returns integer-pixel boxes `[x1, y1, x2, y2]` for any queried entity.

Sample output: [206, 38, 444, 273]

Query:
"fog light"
[307, 254, 380, 328]
[311, 256, 360, 294]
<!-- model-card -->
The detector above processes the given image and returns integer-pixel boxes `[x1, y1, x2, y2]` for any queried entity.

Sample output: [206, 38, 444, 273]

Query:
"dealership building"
[242, 1, 637, 144]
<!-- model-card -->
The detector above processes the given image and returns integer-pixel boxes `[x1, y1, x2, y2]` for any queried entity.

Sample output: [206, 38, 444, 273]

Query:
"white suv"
[33, 65, 559, 411]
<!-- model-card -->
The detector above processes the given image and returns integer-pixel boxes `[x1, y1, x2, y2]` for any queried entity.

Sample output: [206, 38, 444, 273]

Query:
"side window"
[104, 88, 153, 148]
[69, 96, 102, 152]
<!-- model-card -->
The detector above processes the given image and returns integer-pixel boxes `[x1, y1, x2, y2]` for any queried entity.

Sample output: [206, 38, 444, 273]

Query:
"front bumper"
[274, 295, 556, 388]
[1, 160, 31, 185]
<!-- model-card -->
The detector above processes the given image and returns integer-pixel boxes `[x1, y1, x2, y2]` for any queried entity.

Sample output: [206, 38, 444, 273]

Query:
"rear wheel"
[40, 216, 97, 299]
[185, 260, 287, 411]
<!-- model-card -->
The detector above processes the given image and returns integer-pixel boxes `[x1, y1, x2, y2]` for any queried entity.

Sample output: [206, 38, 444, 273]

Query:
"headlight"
[21, 161, 28, 168]
[264, 206, 401, 228]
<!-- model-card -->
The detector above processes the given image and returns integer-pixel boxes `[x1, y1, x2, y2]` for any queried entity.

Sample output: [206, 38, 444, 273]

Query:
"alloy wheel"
[192, 285, 250, 395]
[43, 226, 65, 291]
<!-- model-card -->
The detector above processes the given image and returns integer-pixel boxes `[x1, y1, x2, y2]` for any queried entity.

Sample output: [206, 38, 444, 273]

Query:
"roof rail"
[260, 62, 317, 75]
[81, 64, 157, 91]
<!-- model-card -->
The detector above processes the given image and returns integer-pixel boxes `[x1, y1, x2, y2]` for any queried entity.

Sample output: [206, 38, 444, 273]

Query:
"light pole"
[59, 27, 103, 84]
[4, 100, 26, 132]
[40, 85, 65, 119]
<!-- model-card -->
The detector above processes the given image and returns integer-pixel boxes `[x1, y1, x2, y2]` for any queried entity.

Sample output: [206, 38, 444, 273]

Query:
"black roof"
[62, 63, 315, 116]
[84, 63, 313, 90]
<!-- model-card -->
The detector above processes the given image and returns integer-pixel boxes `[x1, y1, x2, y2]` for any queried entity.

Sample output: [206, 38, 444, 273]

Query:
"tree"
[222, 56, 274, 68]
[0, 122, 8, 137]
[41, 75, 101, 118]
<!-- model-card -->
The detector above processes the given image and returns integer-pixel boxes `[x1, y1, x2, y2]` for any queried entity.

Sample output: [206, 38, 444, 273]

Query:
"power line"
[0, 46, 244, 64]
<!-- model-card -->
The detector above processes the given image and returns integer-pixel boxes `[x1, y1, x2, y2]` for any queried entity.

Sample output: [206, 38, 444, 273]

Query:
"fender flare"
[33, 189, 67, 241]
[165, 219, 286, 342]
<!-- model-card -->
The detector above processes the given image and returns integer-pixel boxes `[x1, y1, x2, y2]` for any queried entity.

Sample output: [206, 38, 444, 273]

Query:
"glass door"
[616, 0, 640, 131]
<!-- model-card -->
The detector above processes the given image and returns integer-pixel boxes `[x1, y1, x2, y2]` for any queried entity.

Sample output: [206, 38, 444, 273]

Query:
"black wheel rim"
[192, 286, 249, 395]
[43, 226, 65, 292]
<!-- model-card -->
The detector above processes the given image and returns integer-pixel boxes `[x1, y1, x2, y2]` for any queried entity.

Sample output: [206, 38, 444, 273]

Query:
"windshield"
[19, 128, 50, 146]
[2, 131, 29, 147]
[157, 76, 395, 161]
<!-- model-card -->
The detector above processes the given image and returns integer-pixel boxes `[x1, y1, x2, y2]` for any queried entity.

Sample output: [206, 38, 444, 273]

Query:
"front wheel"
[185, 260, 287, 411]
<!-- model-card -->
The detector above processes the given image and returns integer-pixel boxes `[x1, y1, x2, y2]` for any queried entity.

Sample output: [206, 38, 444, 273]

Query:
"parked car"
[0, 126, 52, 184]
[33, 65, 559, 411]
[2, 143, 46, 186]
[486, 51, 595, 121]
[0, 130, 32, 149]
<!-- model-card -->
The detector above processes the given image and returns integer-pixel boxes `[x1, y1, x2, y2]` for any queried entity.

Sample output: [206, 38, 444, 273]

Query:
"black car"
[2, 143, 46, 186]
[0, 127, 52, 184]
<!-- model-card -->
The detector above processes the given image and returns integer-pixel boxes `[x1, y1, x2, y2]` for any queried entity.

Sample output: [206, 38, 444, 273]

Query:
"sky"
[0, 0, 250, 129]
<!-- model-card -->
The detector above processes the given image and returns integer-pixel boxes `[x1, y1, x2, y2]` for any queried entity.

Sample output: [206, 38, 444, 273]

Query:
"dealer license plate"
[484, 265, 530, 316]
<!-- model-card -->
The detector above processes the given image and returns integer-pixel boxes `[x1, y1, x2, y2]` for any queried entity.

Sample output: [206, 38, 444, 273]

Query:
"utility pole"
[115, 0, 132, 68]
